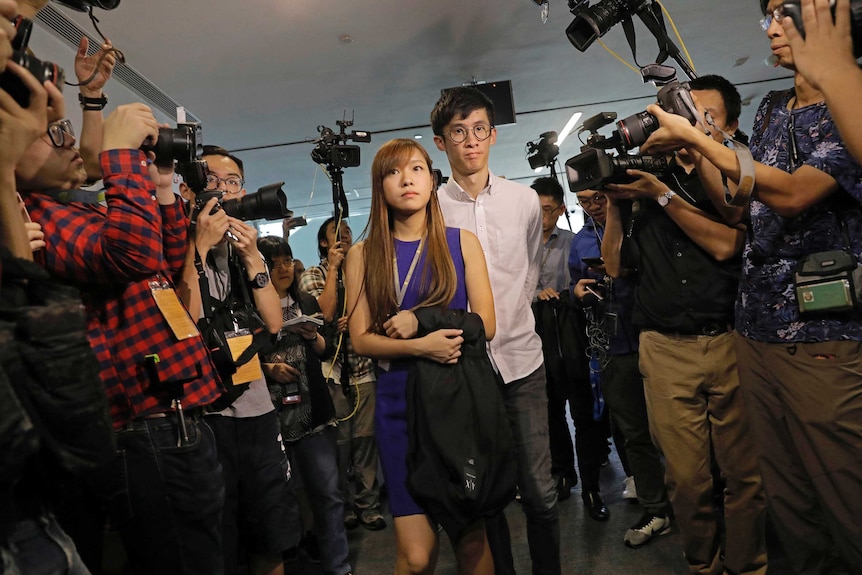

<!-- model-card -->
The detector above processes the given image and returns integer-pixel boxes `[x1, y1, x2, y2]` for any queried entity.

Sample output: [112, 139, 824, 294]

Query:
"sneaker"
[359, 509, 387, 531]
[622, 476, 638, 502]
[344, 508, 359, 530]
[624, 513, 671, 548]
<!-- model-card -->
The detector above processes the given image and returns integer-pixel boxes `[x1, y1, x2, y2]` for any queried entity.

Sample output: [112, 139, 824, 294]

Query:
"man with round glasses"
[432, 87, 560, 575]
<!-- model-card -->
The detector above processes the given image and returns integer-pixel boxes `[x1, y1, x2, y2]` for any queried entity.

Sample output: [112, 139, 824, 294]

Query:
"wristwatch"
[657, 190, 676, 207]
[249, 271, 270, 289]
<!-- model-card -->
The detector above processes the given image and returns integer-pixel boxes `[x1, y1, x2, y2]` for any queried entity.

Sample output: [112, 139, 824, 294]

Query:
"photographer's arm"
[177, 196, 224, 313]
[315, 242, 347, 322]
[229, 217, 282, 335]
[642, 105, 840, 218]
[606, 170, 745, 261]
[344, 242, 463, 364]
[76, 37, 116, 182]
[600, 197, 625, 278]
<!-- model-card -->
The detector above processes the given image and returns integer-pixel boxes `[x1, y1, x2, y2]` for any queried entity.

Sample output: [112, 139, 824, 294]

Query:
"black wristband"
[78, 93, 107, 111]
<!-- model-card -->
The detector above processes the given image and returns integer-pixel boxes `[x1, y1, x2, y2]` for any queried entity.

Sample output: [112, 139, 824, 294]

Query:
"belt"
[653, 323, 734, 337]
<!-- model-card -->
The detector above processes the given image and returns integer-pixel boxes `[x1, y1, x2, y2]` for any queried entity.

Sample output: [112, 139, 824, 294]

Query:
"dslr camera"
[0, 17, 64, 107]
[193, 181, 293, 223]
[781, 0, 862, 57]
[141, 123, 203, 167]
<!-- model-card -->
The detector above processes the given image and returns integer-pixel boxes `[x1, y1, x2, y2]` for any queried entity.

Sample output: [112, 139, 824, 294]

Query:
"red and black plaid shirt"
[24, 149, 222, 429]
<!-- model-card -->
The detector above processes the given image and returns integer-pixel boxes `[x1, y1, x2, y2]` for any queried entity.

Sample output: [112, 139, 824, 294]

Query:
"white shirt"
[437, 171, 544, 384]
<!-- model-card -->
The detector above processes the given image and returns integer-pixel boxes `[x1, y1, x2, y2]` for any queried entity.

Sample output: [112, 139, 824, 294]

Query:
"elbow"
[484, 321, 496, 341]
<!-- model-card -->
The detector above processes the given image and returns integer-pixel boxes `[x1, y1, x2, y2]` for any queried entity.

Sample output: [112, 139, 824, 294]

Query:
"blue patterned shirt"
[740, 89, 862, 342]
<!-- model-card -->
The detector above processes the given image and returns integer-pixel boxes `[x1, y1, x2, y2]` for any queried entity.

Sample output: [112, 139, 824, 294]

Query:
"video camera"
[52, 0, 120, 11]
[527, 131, 560, 170]
[564, 64, 696, 192]
[0, 17, 64, 107]
[782, 0, 862, 57]
[141, 123, 203, 167]
[194, 182, 292, 223]
[310, 120, 371, 168]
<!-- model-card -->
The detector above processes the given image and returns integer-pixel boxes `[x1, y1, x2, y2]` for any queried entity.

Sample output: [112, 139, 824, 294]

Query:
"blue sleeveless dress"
[376, 227, 468, 517]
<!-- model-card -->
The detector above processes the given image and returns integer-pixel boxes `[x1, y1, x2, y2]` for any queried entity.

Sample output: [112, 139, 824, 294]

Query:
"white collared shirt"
[437, 171, 544, 384]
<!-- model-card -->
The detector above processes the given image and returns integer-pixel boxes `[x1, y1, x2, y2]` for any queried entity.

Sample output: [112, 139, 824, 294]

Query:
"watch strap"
[78, 93, 108, 111]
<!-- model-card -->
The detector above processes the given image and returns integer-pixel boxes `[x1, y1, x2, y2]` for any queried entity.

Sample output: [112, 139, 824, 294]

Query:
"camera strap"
[701, 113, 756, 207]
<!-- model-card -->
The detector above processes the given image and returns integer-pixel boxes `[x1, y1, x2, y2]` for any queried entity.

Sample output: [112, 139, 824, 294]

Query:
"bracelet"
[79, 93, 107, 111]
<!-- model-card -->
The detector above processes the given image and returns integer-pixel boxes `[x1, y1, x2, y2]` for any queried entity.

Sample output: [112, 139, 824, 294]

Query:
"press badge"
[225, 329, 263, 385]
[149, 279, 199, 340]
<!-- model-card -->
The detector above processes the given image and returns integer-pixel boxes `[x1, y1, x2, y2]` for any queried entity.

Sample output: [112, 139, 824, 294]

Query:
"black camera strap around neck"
[194, 243, 255, 323]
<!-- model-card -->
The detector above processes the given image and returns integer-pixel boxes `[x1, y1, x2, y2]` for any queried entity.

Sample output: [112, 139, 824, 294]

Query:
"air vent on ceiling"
[35, 4, 200, 123]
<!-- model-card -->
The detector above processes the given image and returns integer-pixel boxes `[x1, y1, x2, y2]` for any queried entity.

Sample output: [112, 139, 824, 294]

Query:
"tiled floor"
[287, 447, 793, 575]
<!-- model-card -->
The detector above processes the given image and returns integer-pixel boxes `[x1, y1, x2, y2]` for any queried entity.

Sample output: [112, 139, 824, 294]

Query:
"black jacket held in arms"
[406, 307, 517, 540]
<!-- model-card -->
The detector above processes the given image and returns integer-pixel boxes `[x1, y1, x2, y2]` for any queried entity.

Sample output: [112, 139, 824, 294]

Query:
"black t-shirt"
[624, 164, 741, 333]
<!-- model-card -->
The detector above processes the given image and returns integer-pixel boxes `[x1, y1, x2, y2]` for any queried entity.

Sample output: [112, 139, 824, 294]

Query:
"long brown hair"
[362, 139, 456, 334]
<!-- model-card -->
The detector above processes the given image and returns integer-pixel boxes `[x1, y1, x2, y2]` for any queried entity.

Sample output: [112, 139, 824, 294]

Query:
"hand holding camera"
[193, 196, 229, 255]
[783, 0, 859, 89]
[0, 62, 56, 172]
[639, 104, 704, 155]
[605, 169, 671, 201]
[101, 103, 158, 152]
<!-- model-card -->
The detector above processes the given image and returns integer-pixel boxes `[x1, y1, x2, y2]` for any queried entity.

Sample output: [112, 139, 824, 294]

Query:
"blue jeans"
[286, 426, 351, 575]
[106, 415, 225, 575]
[0, 513, 89, 575]
[488, 366, 561, 575]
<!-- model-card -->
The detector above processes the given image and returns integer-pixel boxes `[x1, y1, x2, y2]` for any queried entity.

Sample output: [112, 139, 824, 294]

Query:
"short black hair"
[257, 235, 296, 296]
[202, 145, 245, 179]
[316, 216, 336, 260]
[531, 176, 564, 206]
[688, 74, 742, 126]
[430, 87, 496, 136]
[760, 0, 768, 14]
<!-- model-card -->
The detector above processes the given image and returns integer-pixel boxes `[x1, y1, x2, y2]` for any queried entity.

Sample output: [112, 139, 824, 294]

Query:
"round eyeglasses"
[759, 6, 786, 31]
[205, 174, 244, 193]
[270, 258, 295, 269]
[47, 119, 75, 148]
[576, 193, 606, 208]
[444, 123, 494, 144]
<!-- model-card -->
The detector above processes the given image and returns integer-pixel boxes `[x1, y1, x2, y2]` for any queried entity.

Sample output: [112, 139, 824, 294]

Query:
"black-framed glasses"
[205, 174, 244, 193]
[46, 119, 75, 148]
[576, 193, 606, 207]
[759, 5, 786, 31]
[443, 123, 494, 144]
[542, 204, 563, 214]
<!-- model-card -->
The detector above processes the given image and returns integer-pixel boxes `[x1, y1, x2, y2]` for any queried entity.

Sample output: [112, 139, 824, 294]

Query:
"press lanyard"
[394, 235, 425, 309]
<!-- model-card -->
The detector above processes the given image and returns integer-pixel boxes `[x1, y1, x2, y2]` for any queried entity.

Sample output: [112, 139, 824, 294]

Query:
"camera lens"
[616, 111, 659, 150]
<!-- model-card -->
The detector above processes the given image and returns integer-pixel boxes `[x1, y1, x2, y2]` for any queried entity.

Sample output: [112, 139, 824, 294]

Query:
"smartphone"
[582, 257, 604, 267]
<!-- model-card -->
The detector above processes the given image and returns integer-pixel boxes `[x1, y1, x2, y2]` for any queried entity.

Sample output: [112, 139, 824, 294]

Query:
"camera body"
[0, 17, 64, 107]
[141, 123, 203, 167]
[193, 182, 292, 223]
[782, 0, 862, 57]
[566, 147, 669, 192]
[52, 0, 120, 11]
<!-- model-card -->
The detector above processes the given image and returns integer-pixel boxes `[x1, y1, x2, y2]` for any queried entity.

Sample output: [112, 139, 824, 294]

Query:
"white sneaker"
[624, 513, 671, 548]
[622, 476, 638, 501]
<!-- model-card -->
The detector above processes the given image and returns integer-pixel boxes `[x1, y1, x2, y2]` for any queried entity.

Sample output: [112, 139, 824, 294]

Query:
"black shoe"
[555, 473, 577, 501]
[344, 508, 360, 530]
[359, 509, 387, 531]
[582, 491, 610, 521]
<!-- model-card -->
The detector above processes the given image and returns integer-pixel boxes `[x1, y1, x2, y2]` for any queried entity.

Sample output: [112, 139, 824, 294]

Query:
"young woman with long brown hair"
[344, 138, 495, 575]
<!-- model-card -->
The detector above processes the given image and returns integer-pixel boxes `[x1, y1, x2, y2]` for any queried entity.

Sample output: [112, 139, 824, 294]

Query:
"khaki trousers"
[639, 330, 767, 575]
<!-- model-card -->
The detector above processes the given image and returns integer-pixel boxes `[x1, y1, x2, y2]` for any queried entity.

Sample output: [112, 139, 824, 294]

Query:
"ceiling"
[30, 0, 793, 229]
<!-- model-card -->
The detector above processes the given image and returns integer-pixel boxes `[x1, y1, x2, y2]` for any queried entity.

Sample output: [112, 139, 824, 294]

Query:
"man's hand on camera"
[327, 240, 347, 270]
[226, 217, 260, 266]
[0, 0, 16, 68]
[537, 287, 560, 301]
[640, 104, 701, 154]
[194, 197, 228, 256]
[384, 310, 418, 339]
[0, 62, 50, 172]
[605, 170, 670, 201]
[101, 103, 158, 152]
[783, 0, 857, 90]
[75, 36, 116, 98]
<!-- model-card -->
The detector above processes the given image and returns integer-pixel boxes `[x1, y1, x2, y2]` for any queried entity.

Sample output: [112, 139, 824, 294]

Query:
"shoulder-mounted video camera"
[310, 120, 371, 168]
[0, 17, 64, 107]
